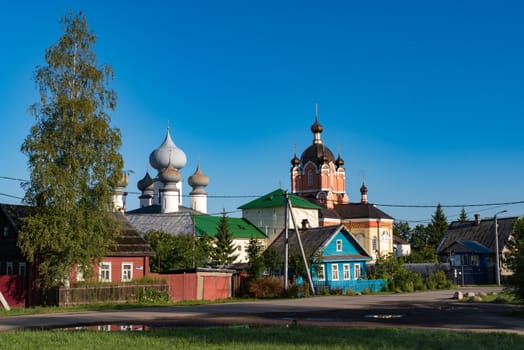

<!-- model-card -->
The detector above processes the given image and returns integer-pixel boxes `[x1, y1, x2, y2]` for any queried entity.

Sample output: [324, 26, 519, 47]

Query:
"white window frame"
[18, 262, 26, 276]
[354, 264, 361, 280]
[372, 236, 378, 251]
[317, 264, 325, 281]
[122, 263, 133, 282]
[331, 264, 339, 281]
[336, 239, 343, 252]
[99, 262, 112, 282]
[76, 265, 85, 282]
[6, 262, 13, 276]
[343, 263, 350, 280]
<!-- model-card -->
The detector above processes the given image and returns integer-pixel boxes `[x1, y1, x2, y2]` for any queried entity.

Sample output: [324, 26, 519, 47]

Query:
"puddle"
[364, 314, 404, 319]
[59, 324, 149, 332]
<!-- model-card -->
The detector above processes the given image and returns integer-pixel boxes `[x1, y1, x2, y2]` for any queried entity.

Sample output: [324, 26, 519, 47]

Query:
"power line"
[0, 193, 23, 200]
[0, 176, 27, 182]
[375, 200, 524, 209]
[2, 174, 524, 210]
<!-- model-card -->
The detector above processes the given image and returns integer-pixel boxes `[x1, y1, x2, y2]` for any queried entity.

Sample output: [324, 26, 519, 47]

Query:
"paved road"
[0, 286, 523, 334]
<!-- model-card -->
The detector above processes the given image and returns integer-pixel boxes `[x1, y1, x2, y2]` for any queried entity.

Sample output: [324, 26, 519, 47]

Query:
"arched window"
[307, 170, 313, 187]
[381, 231, 390, 250]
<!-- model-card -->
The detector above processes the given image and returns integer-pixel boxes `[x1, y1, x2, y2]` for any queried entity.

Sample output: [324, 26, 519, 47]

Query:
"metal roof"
[267, 225, 370, 260]
[436, 217, 517, 254]
[193, 215, 266, 239]
[238, 189, 321, 210]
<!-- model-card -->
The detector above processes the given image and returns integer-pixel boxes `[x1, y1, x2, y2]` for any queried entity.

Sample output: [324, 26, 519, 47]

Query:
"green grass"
[0, 326, 523, 350]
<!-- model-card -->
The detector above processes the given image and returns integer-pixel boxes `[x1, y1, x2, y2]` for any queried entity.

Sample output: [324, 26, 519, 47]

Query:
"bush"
[247, 277, 283, 298]
[135, 287, 170, 303]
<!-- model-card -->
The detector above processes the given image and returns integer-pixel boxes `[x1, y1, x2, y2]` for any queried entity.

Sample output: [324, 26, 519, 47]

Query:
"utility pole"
[494, 210, 507, 286]
[284, 191, 289, 291]
[286, 192, 316, 296]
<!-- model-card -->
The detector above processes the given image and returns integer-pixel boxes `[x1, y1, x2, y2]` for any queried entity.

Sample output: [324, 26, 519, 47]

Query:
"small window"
[76, 265, 86, 282]
[6, 262, 13, 276]
[354, 264, 361, 280]
[99, 262, 111, 282]
[372, 236, 378, 251]
[317, 265, 325, 281]
[331, 264, 339, 281]
[343, 264, 350, 280]
[237, 245, 242, 251]
[336, 239, 343, 252]
[2, 226, 8, 238]
[18, 262, 26, 276]
[122, 263, 133, 282]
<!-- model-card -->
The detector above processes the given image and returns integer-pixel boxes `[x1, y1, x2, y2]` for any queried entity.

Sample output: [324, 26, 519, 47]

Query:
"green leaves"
[18, 12, 123, 289]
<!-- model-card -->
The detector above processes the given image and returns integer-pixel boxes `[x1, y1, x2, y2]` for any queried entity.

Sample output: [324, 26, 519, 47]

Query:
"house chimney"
[474, 214, 481, 225]
[301, 219, 310, 230]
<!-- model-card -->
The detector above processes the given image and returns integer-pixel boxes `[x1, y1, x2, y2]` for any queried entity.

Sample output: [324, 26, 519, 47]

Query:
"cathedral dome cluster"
[118, 126, 210, 214]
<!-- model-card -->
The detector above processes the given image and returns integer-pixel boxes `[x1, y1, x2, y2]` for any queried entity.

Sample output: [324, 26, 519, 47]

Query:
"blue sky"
[1, 0, 523, 225]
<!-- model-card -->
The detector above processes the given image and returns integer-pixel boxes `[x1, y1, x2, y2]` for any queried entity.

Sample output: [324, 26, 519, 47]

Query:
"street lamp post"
[494, 210, 507, 286]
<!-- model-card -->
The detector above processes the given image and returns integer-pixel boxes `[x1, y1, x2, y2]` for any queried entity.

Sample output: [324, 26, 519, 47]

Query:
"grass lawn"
[0, 326, 523, 350]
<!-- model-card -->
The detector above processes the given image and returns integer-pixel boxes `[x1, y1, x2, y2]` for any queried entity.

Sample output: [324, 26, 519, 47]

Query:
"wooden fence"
[56, 283, 168, 307]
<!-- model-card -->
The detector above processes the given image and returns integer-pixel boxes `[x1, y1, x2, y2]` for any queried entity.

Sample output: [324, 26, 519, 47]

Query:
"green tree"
[426, 203, 448, 248]
[144, 230, 176, 273]
[262, 247, 283, 275]
[393, 221, 411, 242]
[18, 12, 123, 289]
[145, 230, 212, 272]
[504, 218, 524, 301]
[209, 212, 238, 267]
[246, 236, 265, 279]
[459, 207, 468, 223]
[406, 224, 437, 263]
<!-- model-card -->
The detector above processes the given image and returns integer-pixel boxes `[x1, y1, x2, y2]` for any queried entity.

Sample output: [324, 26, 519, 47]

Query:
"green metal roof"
[238, 189, 321, 210]
[193, 215, 266, 239]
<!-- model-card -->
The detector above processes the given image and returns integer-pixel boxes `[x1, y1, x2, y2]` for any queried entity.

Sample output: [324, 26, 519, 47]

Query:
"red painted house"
[0, 204, 155, 307]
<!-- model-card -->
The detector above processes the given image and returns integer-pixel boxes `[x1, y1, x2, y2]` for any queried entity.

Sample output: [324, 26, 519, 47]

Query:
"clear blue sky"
[1, 0, 523, 225]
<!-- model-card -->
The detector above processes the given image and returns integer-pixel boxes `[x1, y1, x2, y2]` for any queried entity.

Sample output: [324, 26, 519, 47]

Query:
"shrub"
[247, 277, 283, 298]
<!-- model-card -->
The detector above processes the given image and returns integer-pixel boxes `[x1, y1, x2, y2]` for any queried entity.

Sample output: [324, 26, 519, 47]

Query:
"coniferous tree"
[18, 12, 123, 289]
[459, 207, 468, 223]
[246, 236, 265, 278]
[393, 221, 411, 242]
[210, 212, 238, 267]
[426, 203, 448, 248]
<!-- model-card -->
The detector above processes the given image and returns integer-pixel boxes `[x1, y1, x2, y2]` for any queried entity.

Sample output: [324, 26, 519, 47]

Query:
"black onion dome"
[137, 171, 154, 191]
[360, 182, 368, 195]
[291, 154, 300, 166]
[310, 118, 323, 134]
[300, 144, 335, 166]
[335, 154, 345, 168]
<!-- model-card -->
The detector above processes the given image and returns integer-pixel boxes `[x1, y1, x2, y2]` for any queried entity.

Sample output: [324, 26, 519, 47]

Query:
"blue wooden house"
[267, 224, 384, 293]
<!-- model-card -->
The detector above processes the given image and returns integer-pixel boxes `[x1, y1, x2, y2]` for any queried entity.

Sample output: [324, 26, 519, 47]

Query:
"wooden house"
[267, 224, 385, 293]
[436, 214, 516, 284]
